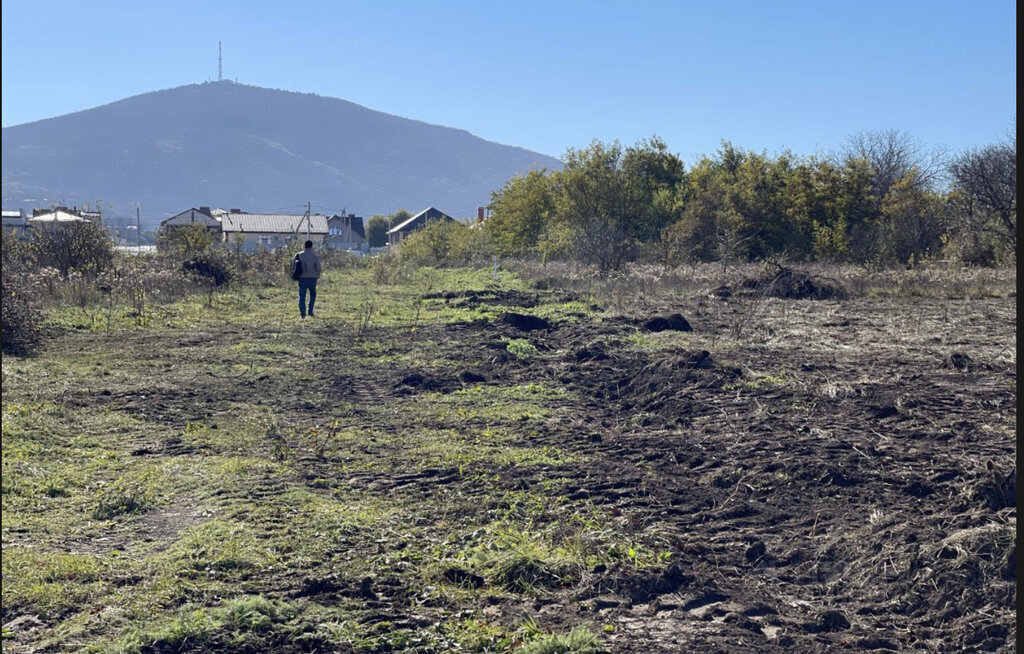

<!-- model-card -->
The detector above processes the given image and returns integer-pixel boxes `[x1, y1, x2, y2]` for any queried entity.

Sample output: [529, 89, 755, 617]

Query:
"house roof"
[28, 210, 88, 223]
[161, 208, 222, 227]
[328, 214, 366, 239]
[387, 207, 454, 234]
[220, 212, 329, 234]
[2, 211, 26, 226]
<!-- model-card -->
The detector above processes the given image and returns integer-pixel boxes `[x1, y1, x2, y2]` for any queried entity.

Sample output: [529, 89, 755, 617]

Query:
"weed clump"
[1, 277, 44, 355]
[519, 625, 603, 654]
[734, 262, 847, 300]
[92, 471, 158, 520]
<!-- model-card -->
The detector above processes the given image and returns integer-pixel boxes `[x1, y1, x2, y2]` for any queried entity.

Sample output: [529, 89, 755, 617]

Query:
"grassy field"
[2, 262, 1016, 653]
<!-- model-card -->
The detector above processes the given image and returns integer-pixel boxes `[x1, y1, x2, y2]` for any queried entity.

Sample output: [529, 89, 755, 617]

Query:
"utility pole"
[296, 202, 312, 241]
[136, 206, 141, 252]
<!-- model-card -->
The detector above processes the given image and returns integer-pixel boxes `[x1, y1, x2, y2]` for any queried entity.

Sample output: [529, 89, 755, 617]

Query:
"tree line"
[462, 129, 1016, 270]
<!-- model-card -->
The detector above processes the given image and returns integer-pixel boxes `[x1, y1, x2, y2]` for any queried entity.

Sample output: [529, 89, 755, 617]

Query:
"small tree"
[948, 137, 1016, 261]
[29, 221, 115, 278]
[366, 215, 390, 248]
[486, 170, 556, 257]
[397, 219, 492, 268]
[183, 249, 236, 304]
[157, 223, 216, 259]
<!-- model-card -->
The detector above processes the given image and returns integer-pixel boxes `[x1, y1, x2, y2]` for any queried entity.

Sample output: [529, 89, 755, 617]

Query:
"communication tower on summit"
[218, 41, 223, 82]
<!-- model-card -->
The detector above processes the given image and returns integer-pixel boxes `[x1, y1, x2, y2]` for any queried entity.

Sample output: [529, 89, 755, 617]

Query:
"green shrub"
[398, 220, 491, 267]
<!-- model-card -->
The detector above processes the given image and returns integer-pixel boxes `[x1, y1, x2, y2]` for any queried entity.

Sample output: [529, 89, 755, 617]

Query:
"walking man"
[296, 240, 322, 318]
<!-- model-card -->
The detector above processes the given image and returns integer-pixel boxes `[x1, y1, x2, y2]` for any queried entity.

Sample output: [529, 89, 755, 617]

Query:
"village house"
[159, 207, 331, 252]
[161, 206, 223, 230]
[220, 210, 328, 252]
[386, 207, 456, 248]
[26, 206, 97, 230]
[326, 212, 368, 253]
[2, 209, 29, 238]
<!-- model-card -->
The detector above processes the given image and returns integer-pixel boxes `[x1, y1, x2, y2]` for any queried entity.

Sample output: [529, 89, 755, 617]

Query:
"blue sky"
[2, 0, 1015, 163]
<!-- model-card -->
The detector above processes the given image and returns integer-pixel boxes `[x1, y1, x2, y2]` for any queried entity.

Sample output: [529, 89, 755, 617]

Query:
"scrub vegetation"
[1, 129, 1016, 652]
[2, 254, 1015, 653]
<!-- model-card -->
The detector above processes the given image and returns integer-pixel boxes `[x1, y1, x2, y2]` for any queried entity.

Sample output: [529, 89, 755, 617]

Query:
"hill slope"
[1, 82, 561, 225]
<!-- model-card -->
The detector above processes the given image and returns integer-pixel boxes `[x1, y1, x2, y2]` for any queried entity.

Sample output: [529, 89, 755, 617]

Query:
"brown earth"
[284, 288, 1015, 651]
[314, 288, 1016, 653]
[10, 280, 1016, 653]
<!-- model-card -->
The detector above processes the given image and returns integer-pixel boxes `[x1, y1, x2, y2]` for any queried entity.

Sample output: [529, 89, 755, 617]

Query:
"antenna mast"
[218, 41, 223, 82]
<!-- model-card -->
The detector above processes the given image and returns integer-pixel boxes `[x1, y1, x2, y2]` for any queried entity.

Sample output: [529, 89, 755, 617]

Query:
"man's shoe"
[308, 311, 315, 317]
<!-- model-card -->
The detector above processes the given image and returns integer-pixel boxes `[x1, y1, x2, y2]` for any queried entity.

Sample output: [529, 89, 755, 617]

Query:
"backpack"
[290, 254, 303, 280]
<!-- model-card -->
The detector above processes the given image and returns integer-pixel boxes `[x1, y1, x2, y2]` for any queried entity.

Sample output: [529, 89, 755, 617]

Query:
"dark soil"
[728, 264, 847, 300]
[7, 282, 1016, 653]
[308, 288, 1014, 652]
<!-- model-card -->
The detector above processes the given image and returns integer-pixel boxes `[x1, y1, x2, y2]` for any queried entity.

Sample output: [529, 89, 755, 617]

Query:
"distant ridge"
[1, 82, 562, 226]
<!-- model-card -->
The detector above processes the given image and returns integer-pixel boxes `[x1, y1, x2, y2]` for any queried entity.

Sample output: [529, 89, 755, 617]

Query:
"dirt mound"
[571, 340, 613, 362]
[499, 312, 551, 331]
[395, 371, 460, 394]
[423, 289, 564, 309]
[732, 263, 846, 300]
[582, 349, 742, 423]
[642, 313, 692, 332]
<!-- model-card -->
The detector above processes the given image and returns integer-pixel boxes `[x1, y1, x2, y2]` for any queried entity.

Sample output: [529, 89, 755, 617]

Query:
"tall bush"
[29, 221, 115, 278]
[397, 220, 489, 267]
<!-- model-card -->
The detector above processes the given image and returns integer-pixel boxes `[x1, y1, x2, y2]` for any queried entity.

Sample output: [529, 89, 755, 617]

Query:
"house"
[161, 206, 223, 229]
[219, 210, 328, 253]
[327, 213, 367, 253]
[2, 210, 29, 238]
[159, 207, 330, 252]
[26, 207, 93, 230]
[387, 207, 456, 248]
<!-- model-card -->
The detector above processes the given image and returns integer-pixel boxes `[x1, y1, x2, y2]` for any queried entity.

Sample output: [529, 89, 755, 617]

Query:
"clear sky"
[2, 0, 1015, 163]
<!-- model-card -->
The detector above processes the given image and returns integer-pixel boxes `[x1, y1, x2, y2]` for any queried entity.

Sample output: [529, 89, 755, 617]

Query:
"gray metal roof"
[220, 213, 329, 234]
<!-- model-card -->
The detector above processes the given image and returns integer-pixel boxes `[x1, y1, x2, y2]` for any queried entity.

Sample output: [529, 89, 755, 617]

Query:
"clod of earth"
[814, 609, 851, 632]
[499, 312, 551, 331]
[642, 313, 692, 332]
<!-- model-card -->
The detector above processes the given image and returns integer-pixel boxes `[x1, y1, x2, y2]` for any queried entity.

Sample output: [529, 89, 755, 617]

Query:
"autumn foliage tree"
[483, 132, 1011, 269]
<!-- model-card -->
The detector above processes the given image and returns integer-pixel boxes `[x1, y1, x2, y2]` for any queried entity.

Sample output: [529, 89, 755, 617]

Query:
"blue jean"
[298, 278, 317, 317]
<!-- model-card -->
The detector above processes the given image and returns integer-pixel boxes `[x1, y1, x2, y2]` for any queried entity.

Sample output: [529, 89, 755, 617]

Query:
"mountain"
[1, 82, 562, 226]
